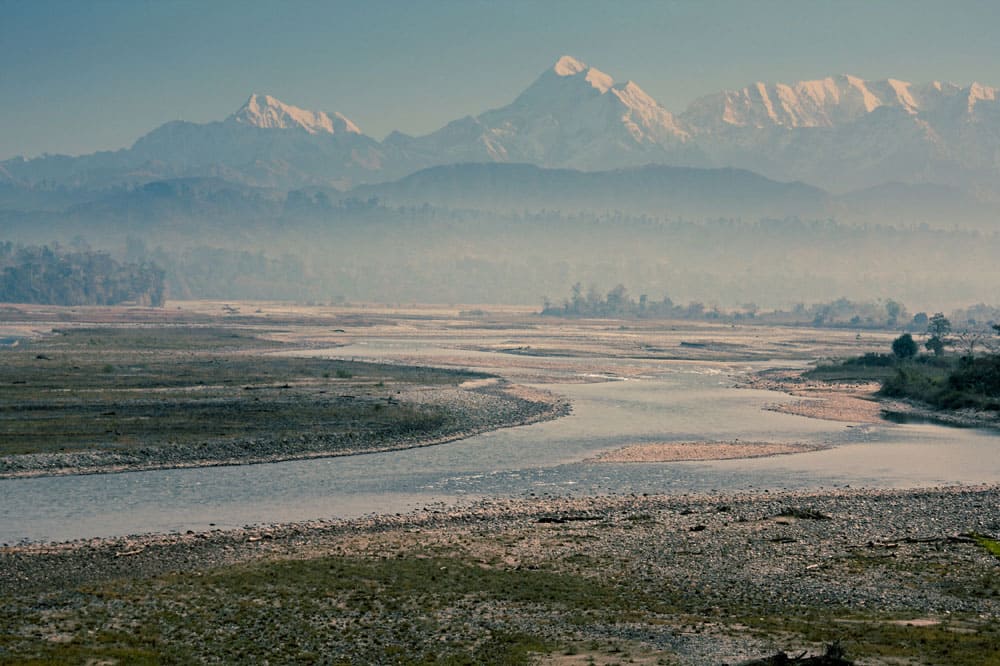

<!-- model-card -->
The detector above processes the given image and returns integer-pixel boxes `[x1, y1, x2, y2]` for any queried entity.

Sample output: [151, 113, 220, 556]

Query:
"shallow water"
[2, 345, 998, 544]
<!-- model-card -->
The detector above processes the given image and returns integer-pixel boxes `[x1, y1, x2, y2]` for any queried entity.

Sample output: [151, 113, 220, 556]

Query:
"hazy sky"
[3, 0, 999, 160]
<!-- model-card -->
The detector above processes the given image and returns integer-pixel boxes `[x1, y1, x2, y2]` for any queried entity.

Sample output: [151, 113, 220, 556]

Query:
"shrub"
[948, 355, 1000, 397]
[892, 333, 918, 360]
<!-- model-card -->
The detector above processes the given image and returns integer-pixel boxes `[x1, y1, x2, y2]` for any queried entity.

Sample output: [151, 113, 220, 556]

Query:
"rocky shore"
[2, 485, 998, 664]
[0, 380, 570, 479]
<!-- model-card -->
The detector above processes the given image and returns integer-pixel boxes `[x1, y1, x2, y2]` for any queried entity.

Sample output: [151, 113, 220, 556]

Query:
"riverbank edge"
[741, 366, 1000, 429]
[0, 381, 570, 481]
[3, 483, 996, 584]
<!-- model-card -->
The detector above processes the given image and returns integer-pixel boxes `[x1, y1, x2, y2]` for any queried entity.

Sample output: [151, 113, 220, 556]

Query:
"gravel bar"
[2, 485, 997, 664]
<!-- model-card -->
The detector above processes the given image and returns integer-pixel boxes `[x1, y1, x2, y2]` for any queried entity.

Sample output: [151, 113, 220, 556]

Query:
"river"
[2, 343, 998, 544]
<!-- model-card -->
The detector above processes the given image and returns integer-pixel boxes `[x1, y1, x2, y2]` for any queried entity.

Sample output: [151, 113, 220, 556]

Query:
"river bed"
[2, 341, 999, 544]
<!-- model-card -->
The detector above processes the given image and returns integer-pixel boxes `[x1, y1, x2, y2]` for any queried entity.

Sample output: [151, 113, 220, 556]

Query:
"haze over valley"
[3, 56, 1000, 312]
[4, 5, 1000, 664]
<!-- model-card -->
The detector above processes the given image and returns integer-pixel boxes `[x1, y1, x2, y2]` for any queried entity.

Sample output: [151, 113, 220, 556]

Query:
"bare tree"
[954, 327, 989, 357]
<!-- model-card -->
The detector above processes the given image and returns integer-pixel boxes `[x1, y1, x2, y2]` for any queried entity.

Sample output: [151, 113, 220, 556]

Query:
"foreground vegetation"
[2, 489, 998, 664]
[880, 354, 1000, 411]
[807, 317, 1000, 417]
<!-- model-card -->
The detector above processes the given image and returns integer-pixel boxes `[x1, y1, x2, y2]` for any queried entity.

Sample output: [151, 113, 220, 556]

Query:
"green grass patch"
[740, 612, 1000, 665]
[4, 540, 998, 664]
[1, 555, 623, 664]
[972, 533, 1000, 561]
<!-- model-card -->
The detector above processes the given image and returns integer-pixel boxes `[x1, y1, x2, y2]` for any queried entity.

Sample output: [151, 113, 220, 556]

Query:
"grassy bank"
[880, 355, 1000, 412]
[806, 351, 1000, 415]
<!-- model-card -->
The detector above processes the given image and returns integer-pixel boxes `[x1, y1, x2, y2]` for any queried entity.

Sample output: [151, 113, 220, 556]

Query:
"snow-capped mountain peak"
[610, 80, 689, 141]
[683, 74, 1000, 134]
[5, 59, 1000, 199]
[967, 82, 998, 112]
[230, 93, 361, 135]
[553, 55, 587, 76]
[528, 57, 685, 136]
[546, 55, 613, 93]
[395, 56, 691, 171]
[683, 74, 935, 131]
[885, 78, 918, 112]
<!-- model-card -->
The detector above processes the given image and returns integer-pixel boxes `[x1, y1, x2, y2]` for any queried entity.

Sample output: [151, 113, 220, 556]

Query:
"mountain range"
[350, 163, 826, 218]
[2, 55, 999, 202]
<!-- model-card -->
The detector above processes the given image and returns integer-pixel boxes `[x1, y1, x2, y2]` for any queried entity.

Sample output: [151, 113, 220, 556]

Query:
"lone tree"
[892, 333, 918, 360]
[925, 312, 952, 357]
[928, 312, 952, 337]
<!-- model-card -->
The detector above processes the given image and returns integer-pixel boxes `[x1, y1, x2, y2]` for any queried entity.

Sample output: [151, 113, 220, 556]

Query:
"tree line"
[540, 283, 939, 330]
[0, 242, 165, 306]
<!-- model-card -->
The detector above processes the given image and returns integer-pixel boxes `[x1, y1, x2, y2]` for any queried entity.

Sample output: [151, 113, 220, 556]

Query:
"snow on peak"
[548, 55, 613, 92]
[231, 93, 361, 135]
[553, 55, 587, 76]
[585, 67, 614, 93]
[967, 82, 998, 112]
[331, 112, 362, 135]
[684, 74, 944, 130]
[843, 75, 880, 112]
[459, 56, 688, 167]
[611, 80, 688, 140]
[539, 59, 685, 138]
[886, 79, 918, 113]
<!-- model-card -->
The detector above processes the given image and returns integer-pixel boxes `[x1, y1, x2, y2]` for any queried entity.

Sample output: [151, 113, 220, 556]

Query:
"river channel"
[2, 341, 999, 544]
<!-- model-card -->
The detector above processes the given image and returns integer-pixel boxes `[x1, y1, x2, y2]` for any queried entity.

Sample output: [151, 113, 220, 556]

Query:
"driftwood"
[114, 547, 145, 557]
[536, 514, 599, 524]
[777, 507, 832, 520]
[865, 533, 978, 549]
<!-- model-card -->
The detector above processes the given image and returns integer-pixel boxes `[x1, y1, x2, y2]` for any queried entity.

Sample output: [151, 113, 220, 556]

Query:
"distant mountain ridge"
[350, 162, 826, 218]
[3, 56, 999, 199]
[681, 76, 998, 130]
[681, 75, 1000, 194]
[384, 55, 701, 171]
[230, 93, 362, 135]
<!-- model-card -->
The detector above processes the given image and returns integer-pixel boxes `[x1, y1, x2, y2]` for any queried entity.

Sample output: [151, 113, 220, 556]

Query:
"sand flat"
[591, 440, 821, 462]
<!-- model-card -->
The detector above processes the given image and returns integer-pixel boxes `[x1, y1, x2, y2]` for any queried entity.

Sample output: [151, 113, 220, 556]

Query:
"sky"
[2, 0, 1000, 160]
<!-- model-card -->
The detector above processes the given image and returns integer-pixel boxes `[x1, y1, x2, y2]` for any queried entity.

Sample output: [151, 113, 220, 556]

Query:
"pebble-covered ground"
[0, 381, 569, 479]
[2, 486, 998, 664]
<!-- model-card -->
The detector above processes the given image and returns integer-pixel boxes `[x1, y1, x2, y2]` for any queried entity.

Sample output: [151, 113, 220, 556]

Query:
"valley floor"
[2, 303, 998, 664]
